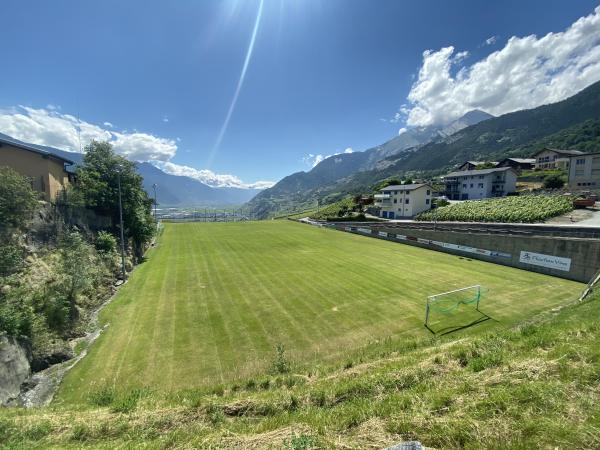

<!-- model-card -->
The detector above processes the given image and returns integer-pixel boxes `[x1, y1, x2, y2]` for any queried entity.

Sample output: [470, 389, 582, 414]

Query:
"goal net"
[425, 285, 485, 334]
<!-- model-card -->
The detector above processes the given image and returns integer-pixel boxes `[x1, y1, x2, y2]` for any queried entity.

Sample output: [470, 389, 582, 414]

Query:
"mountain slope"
[247, 110, 493, 217]
[0, 133, 259, 206]
[393, 80, 600, 172]
[248, 81, 600, 218]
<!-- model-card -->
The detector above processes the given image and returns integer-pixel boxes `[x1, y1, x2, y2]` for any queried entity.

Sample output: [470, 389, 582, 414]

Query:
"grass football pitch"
[57, 221, 582, 403]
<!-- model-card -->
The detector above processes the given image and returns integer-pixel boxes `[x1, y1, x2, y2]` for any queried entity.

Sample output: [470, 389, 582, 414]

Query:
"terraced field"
[57, 221, 581, 403]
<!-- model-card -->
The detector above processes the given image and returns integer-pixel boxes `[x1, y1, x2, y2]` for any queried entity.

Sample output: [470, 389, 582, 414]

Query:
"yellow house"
[0, 135, 74, 201]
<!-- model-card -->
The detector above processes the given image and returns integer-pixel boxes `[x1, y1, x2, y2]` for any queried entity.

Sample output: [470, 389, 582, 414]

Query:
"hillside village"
[2, 3, 600, 449]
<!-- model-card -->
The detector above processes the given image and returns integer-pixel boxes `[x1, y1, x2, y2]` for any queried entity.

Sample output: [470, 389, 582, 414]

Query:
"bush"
[0, 167, 38, 231]
[95, 231, 117, 254]
[433, 198, 450, 208]
[0, 241, 25, 277]
[543, 174, 566, 189]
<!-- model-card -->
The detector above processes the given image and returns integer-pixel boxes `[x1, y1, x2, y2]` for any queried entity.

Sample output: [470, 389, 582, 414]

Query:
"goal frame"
[424, 284, 482, 331]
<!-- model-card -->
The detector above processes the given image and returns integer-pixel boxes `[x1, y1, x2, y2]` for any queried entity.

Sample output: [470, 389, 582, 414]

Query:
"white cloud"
[162, 116, 169, 123]
[111, 131, 177, 161]
[485, 35, 497, 46]
[152, 161, 275, 189]
[0, 105, 176, 160]
[303, 147, 354, 168]
[0, 105, 269, 189]
[403, 6, 600, 127]
[398, 127, 407, 135]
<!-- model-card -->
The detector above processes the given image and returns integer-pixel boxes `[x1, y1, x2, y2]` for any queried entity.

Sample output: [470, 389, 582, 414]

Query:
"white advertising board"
[519, 251, 571, 272]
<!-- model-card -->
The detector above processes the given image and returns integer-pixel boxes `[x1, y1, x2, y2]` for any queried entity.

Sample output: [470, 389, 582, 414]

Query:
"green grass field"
[57, 221, 581, 404]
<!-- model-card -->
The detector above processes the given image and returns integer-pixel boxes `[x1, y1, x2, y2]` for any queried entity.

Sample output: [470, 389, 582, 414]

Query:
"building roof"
[530, 147, 586, 157]
[500, 157, 535, 164]
[0, 134, 74, 165]
[443, 166, 514, 178]
[381, 183, 430, 191]
[567, 151, 600, 158]
[459, 160, 499, 167]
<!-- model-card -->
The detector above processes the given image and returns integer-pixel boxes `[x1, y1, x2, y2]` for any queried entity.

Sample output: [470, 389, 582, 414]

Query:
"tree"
[75, 141, 155, 258]
[543, 174, 565, 189]
[0, 166, 38, 231]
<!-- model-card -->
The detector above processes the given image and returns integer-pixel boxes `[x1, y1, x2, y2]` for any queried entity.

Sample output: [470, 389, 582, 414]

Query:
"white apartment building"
[374, 183, 432, 219]
[443, 167, 517, 200]
[568, 151, 600, 189]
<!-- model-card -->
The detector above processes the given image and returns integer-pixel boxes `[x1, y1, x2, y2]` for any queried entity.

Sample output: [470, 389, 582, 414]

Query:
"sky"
[1, 0, 600, 189]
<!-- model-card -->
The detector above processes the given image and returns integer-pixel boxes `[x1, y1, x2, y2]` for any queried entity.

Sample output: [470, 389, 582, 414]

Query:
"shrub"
[0, 241, 25, 277]
[95, 231, 117, 253]
[0, 167, 38, 230]
[543, 174, 566, 189]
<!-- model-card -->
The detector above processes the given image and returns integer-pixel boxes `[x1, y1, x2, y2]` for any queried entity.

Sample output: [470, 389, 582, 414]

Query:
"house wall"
[568, 154, 600, 189]
[379, 187, 432, 218]
[534, 150, 571, 170]
[0, 144, 70, 201]
[445, 170, 516, 200]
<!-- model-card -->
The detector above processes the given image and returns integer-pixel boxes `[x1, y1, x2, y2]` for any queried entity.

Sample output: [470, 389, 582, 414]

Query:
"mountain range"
[0, 133, 260, 207]
[247, 80, 600, 218]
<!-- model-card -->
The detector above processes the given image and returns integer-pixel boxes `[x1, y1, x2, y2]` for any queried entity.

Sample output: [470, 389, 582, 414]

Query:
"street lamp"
[116, 165, 126, 281]
[152, 183, 158, 220]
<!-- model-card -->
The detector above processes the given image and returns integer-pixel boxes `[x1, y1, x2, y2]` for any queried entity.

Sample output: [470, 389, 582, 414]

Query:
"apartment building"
[443, 167, 517, 200]
[374, 183, 432, 219]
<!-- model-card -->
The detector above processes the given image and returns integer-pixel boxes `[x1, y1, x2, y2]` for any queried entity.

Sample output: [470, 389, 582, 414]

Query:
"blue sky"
[1, 0, 599, 188]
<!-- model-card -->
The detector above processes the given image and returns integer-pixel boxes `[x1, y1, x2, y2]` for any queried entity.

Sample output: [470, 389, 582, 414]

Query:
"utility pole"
[117, 167, 126, 281]
[152, 183, 158, 220]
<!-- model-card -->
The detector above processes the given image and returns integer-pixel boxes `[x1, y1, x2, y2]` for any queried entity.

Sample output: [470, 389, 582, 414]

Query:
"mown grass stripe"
[56, 221, 582, 403]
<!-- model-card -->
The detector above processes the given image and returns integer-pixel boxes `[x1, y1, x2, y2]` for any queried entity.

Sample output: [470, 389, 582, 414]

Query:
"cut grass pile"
[2, 289, 599, 449]
[56, 221, 579, 405]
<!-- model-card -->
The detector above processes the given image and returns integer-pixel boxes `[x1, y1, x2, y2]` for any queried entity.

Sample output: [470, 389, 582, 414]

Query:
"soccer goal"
[425, 285, 487, 334]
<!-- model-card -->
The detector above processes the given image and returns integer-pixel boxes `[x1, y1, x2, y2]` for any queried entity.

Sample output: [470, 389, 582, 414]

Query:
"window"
[394, 191, 397, 194]
[426, 189, 430, 195]
[478, 183, 484, 188]
[479, 175, 484, 179]
[393, 199, 397, 204]
[576, 158, 586, 165]
[405, 199, 409, 204]
[406, 190, 410, 194]
[462, 183, 467, 188]
[426, 199, 430, 204]
[470, 184, 474, 188]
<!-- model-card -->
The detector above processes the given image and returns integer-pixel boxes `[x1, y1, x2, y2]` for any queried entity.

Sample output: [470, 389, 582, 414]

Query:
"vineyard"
[308, 197, 356, 220]
[416, 194, 573, 223]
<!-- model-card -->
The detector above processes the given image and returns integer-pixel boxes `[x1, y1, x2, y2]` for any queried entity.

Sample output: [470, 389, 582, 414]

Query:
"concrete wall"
[330, 222, 600, 283]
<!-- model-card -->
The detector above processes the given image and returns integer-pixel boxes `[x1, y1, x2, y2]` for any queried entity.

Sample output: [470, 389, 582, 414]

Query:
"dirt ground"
[546, 204, 600, 224]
